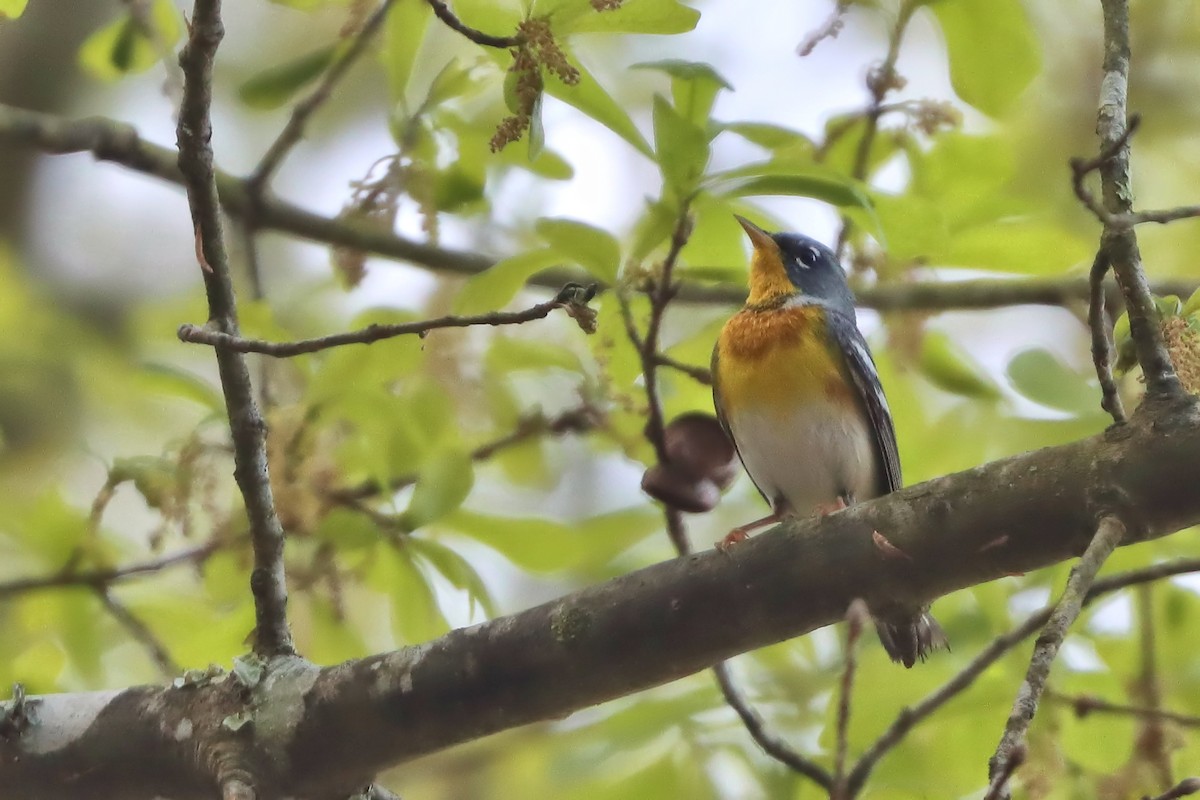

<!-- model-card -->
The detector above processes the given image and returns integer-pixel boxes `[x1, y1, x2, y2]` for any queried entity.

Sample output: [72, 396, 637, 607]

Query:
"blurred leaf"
[315, 508, 382, 551]
[455, 248, 561, 315]
[652, 95, 710, 199]
[546, 53, 653, 157]
[536, 217, 621, 283]
[487, 334, 584, 374]
[369, 543, 449, 644]
[136, 363, 224, 412]
[1006, 349, 1099, 413]
[0, 0, 28, 19]
[408, 537, 497, 617]
[544, 0, 700, 35]
[714, 170, 873, 210]
[401, 449, 475, 531]
[920, 332, 1002, 399]
[1183, 285, 1200, 317]
[444, 507, 661, 572]
[930, 0, 1040, 117]
[238, 45, 338, 110]
[10, 639, 65, 694]
[944, 220, 1091, 274]
[78, 0, 181, 82]
[634, 60, 731, 127]
[382, 0, 433, 99]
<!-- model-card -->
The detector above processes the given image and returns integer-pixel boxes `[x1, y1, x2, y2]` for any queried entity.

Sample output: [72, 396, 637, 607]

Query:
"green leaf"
[78, 0, 181, 82]
[930, 0, 1040, 117]
[545, 53, 653, 157]
[634, 59, 731, 127]
[1182, 286, 1200, 317]
[443, 507, 661, 572]
[719, 122, 815, 155]
[943, 220, 1091, 274]
[455, 248, 561, 315]
[136, 362, 224, 412]
[919, 332, 1002, 400]
[401, 449, 475, 531]
[238, 45, 338, 110]
[543, 0, 700, 35]
[0, 0, 29, 19]
[536, 217, 620, 283]
[368, 544, 449, 644]
[652, 95, 710, 199]
[407, 538, 497, 618]
[382, 0, 433, 99]
[1006, 349, 1099, 413]
[714, 171, 873, 210]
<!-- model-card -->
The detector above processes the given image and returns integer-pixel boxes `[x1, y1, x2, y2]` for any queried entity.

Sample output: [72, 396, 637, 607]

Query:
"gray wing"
[826, 310, 902, 493]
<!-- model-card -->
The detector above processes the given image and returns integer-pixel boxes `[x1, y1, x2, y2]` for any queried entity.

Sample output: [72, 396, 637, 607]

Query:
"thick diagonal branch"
[4, 398, 1200, 800]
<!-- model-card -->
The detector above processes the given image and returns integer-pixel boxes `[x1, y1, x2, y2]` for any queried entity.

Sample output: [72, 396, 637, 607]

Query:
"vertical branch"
[833, 600, 869, 798]
[1095, 0, 1182, 397]
[177, 0, 295, 656]
[987, 515, 1126, 795]
[1088, 250, 1126, 423]
[1134, 583, 1174, 788]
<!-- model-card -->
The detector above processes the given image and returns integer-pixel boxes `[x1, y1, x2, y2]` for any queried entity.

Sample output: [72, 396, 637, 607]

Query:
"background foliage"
[1, 0, 1198, 797]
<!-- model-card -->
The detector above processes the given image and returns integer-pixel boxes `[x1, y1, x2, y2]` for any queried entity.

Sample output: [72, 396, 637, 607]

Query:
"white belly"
[727, 399, 880, 515]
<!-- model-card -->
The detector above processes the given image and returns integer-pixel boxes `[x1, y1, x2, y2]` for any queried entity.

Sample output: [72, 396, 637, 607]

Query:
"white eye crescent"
[798, 247, 820, 268]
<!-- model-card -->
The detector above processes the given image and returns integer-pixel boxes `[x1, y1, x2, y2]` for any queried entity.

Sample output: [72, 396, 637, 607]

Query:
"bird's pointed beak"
[734, 215, 778, 255]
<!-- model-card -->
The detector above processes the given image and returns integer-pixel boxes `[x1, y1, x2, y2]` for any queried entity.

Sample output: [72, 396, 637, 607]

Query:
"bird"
[711, 215, 946, 668]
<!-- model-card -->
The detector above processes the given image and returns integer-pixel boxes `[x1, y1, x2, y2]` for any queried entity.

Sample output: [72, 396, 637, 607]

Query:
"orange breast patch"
[716, 305, 850, 416]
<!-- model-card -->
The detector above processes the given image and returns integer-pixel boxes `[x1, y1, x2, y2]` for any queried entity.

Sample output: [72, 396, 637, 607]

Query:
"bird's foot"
[716, 529, 750, 553]
[715, 513, 780, 552]
[813, 497, 849, 516]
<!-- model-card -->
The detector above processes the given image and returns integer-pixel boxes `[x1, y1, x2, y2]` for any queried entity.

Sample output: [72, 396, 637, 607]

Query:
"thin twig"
[833, 600, 869, 798]
[1088, 250, 1126, 422]
[178, 283, 597, 357]
[845, 603, 1048, 796]
[846, 523, 1190, 796]
[1147, 778, 1200, 800]
[0, 542, 224, 599]
[2, 103, 1197, 313]
[652, 353, 712, 385]
[178, 0, 295, 657]
[330, 403, 601, 503]
[1091, 0, 1182, 397]
[96, 588, 180, 677]
[1134, 583, 1175, 786]
[836, 0, 919, 257]
[711, 662, 833, 790]
[988, 515, 1126, 796]
[1044, 690, 1200, 728]
[425, 0, 521, 48]
[249, 0, 396, 189]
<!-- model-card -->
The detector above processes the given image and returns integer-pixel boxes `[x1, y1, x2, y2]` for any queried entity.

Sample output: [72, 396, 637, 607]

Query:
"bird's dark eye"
[798, 247, 820, 268]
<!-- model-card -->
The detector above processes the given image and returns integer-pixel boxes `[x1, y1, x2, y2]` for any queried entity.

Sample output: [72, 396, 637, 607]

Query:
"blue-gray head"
[735, 215, 855, 316]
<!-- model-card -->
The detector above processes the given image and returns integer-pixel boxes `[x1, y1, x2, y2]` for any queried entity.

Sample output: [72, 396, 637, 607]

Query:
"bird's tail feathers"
[874, 610, 948, 669]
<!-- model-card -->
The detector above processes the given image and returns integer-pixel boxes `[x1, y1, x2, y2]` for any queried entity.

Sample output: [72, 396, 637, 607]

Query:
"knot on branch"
[553, 282, 599, 334]
[0, 683, 36, 740]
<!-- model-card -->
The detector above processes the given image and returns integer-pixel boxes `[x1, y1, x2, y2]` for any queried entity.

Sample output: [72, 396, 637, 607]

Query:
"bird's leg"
[716, 513, 781, 552]
[813, 495, 849, 516]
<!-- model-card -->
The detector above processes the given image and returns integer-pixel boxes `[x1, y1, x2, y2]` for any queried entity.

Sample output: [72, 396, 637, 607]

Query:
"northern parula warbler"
[712, 215, 946, 668]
